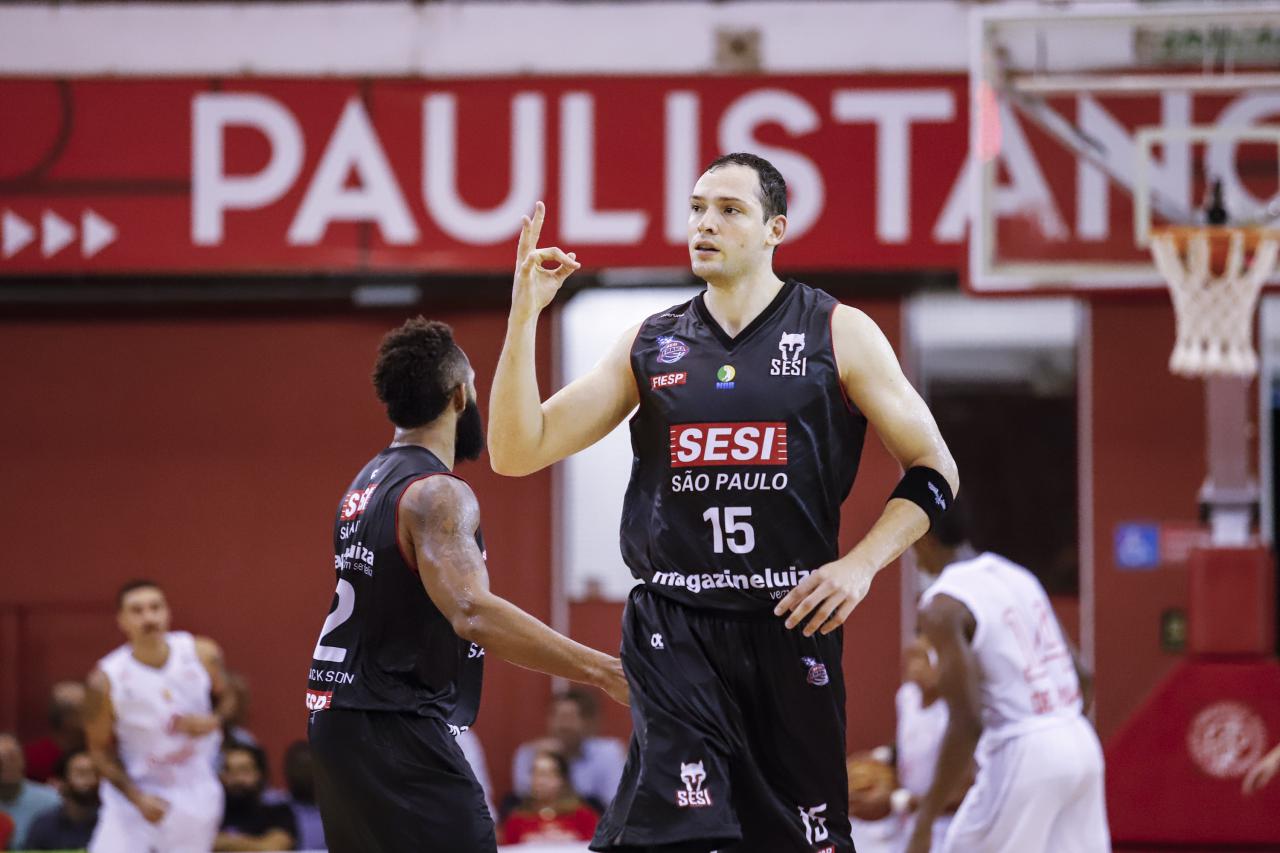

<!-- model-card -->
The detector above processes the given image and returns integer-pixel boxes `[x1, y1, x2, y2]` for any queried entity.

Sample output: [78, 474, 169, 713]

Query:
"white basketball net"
[1151, 230, 1279, 378]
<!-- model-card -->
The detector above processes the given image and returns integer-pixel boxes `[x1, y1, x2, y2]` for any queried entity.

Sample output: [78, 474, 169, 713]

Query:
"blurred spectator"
[24, 751, 100, 851]
[279, 741, 325, 851]
[500, 750, 599, 845]
[0, 732, 60, 850]
[24, 681, 87, 783]
[222, 672, 260, 748]
[456, 729, 496, 821]
[511, 688, 626, 810]
[215, 742, 297, 852]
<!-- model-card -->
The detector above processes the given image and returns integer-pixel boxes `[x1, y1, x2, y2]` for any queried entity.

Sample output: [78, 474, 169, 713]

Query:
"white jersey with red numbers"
[921, 552, 1081, 741]
[90, 631, 224, 853]
[921, 553, 1109, 853]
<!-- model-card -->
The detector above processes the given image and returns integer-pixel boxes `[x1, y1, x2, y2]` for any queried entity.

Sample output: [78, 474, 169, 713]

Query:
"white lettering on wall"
[561, 93, 648, 243]
[288, 97, 419, 245]
[192, 93, 303, 245]
[423, 92, 545, 243]
[665, 92, 700, 245]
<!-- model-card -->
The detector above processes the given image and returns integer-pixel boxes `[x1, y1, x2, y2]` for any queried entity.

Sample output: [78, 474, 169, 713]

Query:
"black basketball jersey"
[306, 445, 484, 729]
[620, 279, 867, 611]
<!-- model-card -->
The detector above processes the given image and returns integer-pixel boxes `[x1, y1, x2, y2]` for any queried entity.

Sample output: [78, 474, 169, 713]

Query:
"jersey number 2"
[313, 579, 355, 663]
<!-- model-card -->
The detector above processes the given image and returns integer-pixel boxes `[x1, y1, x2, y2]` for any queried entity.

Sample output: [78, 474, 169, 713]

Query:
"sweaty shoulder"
[398, 473, 479, 537]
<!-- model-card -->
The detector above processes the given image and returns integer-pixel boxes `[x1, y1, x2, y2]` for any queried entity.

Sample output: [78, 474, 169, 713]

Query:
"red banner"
[0, 75, 977, 275]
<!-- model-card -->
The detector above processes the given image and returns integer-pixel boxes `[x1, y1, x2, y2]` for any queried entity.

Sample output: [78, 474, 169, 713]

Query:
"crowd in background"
[2, 659, 960, 852]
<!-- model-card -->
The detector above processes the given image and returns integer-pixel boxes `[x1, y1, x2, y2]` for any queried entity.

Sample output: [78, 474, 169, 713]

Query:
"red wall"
[0, 309, 555, 797]
[1087, 297, 1212, 740]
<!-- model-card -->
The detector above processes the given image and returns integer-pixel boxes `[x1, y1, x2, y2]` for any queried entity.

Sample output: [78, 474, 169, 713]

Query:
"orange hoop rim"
[1149, 224, 1280, 251]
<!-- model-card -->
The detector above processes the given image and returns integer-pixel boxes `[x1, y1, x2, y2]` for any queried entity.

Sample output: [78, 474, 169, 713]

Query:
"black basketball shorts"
[309, 708, 496, 853]
[592, 586, 854, 853]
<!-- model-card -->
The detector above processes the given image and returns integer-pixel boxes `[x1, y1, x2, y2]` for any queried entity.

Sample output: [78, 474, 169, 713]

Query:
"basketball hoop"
[1150, 225, 1280, 378]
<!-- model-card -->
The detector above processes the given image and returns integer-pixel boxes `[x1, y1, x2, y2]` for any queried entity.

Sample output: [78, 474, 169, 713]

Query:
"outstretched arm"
[906, 595, 983, 853]
[488, 201, 640, 476]
[400, 475, 628, 705]
[776, 305, 958, 635]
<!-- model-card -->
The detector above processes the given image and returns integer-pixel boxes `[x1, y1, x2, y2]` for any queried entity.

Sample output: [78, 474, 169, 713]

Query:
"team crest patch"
[657, 336, 690, 364]
[802, 656, 830, 686]
[676, 760, 713, 808]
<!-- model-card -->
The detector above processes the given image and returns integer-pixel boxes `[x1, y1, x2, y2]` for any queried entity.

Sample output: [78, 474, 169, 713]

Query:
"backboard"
[970, 3, 1280, 292]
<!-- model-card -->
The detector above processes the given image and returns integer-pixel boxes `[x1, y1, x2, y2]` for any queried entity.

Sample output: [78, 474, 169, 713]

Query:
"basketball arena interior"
[2, 2, 1280, 852]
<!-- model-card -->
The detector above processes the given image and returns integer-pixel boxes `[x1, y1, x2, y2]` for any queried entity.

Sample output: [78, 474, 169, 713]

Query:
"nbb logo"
[669, 422, 787, 467]
[339, 484, 378, 520]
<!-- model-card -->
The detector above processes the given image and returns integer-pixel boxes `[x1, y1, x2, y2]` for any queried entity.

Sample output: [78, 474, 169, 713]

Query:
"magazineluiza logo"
[336, 541, 375, 575]
[651, 566, 811, 597]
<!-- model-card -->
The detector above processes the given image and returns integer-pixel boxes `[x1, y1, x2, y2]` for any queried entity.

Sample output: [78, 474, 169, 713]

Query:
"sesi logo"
[669, 422, 787, 467]
[339, 484, 378, 520]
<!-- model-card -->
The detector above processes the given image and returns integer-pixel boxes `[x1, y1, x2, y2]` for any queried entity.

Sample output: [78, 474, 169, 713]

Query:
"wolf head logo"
[778, 332, 806, 361]
[680, 760, 706, 793]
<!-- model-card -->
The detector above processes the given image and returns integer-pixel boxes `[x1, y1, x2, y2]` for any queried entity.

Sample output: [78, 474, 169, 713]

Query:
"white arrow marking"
[42, 210, 76, 258]
[81, 209, 118, 258]
[2, 210, 35, 258]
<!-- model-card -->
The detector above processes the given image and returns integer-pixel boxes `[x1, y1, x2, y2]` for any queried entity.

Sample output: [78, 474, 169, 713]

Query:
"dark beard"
[455, 399, 485, 462]
[67, 788, 100, 809]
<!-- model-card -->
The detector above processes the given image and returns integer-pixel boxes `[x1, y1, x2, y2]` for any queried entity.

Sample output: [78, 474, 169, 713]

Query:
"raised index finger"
[519, 201, 546, 259]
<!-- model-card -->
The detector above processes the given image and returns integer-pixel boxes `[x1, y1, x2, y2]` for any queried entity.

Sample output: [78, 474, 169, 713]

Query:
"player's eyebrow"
[689, 195, 752, 206]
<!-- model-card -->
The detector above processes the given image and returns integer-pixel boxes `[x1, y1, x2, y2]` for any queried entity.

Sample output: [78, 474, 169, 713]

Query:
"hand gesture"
[774, 559, 876, 636]
[512, 201, 581, 322]
[130, 791, 170, 824]
[1243, 744, 1280, 795]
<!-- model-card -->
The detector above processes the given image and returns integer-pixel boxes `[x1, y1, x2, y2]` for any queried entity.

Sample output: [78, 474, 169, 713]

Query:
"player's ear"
[451, 383, 467, 413]
[765, 213, 787, 248]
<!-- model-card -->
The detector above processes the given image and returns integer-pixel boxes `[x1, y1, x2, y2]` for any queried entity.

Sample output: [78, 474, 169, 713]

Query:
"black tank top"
[621, 280, 866, 611]
[306, 445, 484, 729]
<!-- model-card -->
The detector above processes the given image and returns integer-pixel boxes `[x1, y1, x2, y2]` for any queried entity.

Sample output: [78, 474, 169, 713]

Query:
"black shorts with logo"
[309, 708, 496, 853]
[591, 586, 854, 853]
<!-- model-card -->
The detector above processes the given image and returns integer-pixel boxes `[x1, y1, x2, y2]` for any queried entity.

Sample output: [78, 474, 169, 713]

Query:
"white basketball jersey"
[895, 681, 949, 798]
[921, 553, 1082, 741]
[98, 631, 221, 790]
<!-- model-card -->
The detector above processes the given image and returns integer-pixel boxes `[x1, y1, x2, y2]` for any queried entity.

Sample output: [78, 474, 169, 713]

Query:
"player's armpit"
[830, 304, 958, 494]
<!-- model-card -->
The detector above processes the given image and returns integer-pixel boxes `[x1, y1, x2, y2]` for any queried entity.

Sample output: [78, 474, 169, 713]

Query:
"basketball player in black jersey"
[305, 319, 628, 853]
[489, 153, 958, 853]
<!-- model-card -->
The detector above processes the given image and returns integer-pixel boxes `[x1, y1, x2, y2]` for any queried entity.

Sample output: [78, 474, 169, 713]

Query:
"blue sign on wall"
[1114, 523, 1161, 570]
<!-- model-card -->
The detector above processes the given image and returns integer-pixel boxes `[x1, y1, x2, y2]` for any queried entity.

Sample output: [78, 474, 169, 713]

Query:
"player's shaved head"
[373, 317, 470, 429]
[704, 152, 788, 222]
[117, 579, 162, 611]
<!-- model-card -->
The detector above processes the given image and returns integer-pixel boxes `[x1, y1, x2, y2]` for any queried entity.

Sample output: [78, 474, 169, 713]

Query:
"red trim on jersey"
[394, 471, 468, 574]
[829, 305, 857, 414]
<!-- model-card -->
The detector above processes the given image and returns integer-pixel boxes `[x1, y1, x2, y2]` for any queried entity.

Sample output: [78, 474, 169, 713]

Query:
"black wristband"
[888, 466, 953, 528]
